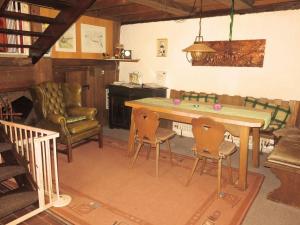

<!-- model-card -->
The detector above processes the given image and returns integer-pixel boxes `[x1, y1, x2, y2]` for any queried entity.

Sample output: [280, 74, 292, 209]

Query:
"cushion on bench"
[181, 91, 218, 103]
[267, 138, 300, 168]
[244, 97, 291, 131]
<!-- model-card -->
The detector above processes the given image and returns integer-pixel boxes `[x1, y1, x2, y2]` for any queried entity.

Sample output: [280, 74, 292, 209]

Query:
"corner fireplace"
[0, 89, 35, 125]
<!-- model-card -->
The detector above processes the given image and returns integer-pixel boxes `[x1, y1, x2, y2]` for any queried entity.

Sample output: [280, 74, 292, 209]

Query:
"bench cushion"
[267, 138, 300, 168]
[181, 91, 218, 103]
[244, 97, 291, 131]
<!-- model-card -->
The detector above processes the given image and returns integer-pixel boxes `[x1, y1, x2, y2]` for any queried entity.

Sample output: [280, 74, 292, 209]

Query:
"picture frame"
[157, 38, 168, 57]
[81, 24, 106, 53]
[129, 72, 142, 85]
[55, 24, 76, 52]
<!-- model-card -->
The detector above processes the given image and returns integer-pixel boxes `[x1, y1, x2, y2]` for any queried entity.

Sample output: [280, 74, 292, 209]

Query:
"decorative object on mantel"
[192, 39, 266, 67]
[129, 72, 142, 85]
[121, 49, 132, 59]
[114, 43, 124, 58]
[182, 0, 216, 63]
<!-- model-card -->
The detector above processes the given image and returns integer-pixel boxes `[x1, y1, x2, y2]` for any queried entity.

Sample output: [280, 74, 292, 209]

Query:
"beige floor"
[104, 127, 300, 225]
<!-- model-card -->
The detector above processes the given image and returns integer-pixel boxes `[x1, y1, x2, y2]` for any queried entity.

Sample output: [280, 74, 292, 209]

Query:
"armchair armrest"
[46, 114, 70, 136]
[47, 114, 66, 125]
[67, 107, 97, 120]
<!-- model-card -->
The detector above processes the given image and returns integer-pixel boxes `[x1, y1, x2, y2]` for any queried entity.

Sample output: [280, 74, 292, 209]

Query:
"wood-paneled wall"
[52, 58, 119, 124]
[0, 58, 53, 93]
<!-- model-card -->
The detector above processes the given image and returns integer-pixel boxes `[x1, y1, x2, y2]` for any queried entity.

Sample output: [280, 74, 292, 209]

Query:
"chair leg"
[217, 158, 223, 198]
[166, 139, 173, 165]
[227, 156, 234, 184]
[156, 144, 160, 177]
[199, 157, 207, 175]
[130, 142, 143, 168]
[67, 139, 73, 163]
[98, 126, 103, 148]
[146, 144, 151, 160]
[186, 157, 200, 186]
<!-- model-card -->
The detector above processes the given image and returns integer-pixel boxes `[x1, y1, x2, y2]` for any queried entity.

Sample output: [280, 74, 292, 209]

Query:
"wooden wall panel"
[0, 58, 53, 93]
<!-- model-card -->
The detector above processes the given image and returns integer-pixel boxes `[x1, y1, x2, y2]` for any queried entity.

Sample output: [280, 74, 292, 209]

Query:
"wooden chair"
[130, 108, 176, 177]
[186, 117, 236, 198]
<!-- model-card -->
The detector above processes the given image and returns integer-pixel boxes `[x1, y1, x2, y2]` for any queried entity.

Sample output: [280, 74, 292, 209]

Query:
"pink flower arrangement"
[173, 98, 181, 105]
[213, 103, 222, 111]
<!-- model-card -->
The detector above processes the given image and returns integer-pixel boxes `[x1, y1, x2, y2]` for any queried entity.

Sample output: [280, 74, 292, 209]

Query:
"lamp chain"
[229, 0, 235, 41]
[198, 0, 203, 38]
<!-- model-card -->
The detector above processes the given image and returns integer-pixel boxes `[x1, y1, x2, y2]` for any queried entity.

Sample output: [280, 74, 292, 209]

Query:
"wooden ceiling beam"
[214, 0, 254, 10]
[84, 11, 121, 21]
[88, 0, 131, 11]
[118, 11, 172, 24]
[128, 0, 190, 16]
[122, 1, 300, 24]
[88, 4, 155, 17]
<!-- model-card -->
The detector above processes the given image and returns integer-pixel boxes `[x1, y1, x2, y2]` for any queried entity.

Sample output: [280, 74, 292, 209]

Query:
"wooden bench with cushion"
[171, 90, 298, 139]
[170, 89, 300, 134]
[264, 128, 300, 208]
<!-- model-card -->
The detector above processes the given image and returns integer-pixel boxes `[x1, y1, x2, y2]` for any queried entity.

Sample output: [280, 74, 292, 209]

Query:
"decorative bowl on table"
[173, 98, 181, 105]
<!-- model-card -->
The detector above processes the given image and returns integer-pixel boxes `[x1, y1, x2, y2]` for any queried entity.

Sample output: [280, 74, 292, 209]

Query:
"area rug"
[51, 137, 264, 225]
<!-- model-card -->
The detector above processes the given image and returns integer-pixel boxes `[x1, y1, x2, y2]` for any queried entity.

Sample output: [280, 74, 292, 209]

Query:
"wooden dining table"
[125, 97, 272, 190]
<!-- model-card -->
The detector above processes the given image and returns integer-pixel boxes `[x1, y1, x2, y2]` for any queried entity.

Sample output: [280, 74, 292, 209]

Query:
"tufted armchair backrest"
[30, 81, 82, 120]
[41, 82, 67, 117]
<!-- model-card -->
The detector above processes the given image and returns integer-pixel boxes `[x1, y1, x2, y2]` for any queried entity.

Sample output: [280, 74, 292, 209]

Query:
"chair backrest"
[133, 108, 159, 143]
[42, 82, 67, 117]
[192, 117, 225, 157]
[30, 81, 82, 120]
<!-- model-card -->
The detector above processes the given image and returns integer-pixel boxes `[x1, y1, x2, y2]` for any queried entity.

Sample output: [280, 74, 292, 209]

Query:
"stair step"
[0, 191, 38, 219]
[30, 0, 96, 64]
[0, 43, 38, 49]
[0, 166, 26, 182]
[1, 11, 63, 24]
[0, 28, 52, 37]
[0, 143, 12, 153]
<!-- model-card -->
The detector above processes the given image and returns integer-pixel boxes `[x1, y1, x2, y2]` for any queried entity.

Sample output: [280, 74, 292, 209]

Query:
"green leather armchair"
[30, 81, 102, 162]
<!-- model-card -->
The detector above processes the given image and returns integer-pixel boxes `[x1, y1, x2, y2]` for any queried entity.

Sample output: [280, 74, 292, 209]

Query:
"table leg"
[128, 109, 136, 156]
[252, 127, 260, 168]
[238, 126, 250, 190]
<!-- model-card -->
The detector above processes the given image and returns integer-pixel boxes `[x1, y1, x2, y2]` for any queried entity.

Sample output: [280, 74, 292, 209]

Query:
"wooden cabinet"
[108, 84, 167, 129]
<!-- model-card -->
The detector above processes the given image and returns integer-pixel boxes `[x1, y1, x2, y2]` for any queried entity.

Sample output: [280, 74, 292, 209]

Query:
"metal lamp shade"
[183, 41, 216, 61]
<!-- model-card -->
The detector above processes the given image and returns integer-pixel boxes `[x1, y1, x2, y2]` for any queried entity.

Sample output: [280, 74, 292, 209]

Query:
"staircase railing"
[0, 120, 61, 224]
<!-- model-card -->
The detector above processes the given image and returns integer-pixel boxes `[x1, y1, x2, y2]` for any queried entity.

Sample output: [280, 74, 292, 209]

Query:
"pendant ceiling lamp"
[183, 0, 215, 63]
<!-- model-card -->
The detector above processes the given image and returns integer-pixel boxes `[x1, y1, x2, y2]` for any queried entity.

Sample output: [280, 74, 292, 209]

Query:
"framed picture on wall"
[157, 38, 168, 57]
[55, 24, 76, 52]
[81, 24, 106, 53]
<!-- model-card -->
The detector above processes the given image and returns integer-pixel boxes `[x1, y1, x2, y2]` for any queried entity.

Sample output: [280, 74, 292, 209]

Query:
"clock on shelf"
[121, 49, 132, 59]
